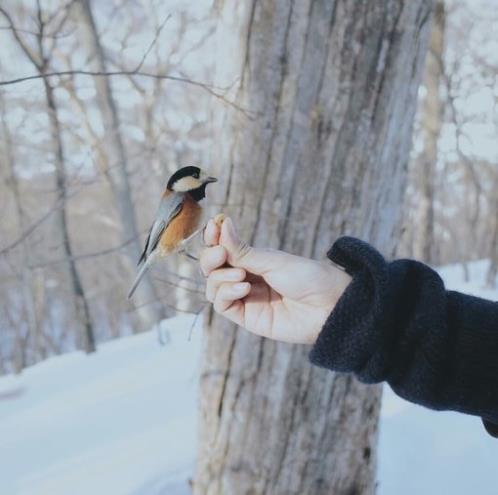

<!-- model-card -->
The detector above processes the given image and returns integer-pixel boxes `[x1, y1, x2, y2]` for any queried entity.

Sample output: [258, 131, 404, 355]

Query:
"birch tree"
[195, 1, 433, 494]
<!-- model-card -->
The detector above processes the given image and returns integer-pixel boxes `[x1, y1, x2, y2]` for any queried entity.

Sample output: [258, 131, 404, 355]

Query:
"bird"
[128, 166, 217, 299]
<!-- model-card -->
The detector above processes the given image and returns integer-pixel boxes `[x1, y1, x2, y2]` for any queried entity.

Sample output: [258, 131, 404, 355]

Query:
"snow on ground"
[379, 259, 498, 495]
[0, 316, 203, 495]
[0, 262, 497, 495]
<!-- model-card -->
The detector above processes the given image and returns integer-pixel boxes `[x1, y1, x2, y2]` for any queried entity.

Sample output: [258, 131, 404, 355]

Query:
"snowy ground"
[0, 261, 497, 495]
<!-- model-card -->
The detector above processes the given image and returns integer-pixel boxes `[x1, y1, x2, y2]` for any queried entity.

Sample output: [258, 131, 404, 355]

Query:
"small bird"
[128, 166, 217, 299]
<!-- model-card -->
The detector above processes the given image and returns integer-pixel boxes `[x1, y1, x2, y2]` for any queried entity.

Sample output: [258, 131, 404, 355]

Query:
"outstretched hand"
[200, 217, 351, 344]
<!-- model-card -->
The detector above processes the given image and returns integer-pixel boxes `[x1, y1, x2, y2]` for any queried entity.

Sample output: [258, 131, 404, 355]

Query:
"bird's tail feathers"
[128, 254, 155, 299]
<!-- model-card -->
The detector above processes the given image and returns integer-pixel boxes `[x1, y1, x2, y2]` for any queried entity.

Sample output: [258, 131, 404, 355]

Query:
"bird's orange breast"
[158, 196, 202, 255]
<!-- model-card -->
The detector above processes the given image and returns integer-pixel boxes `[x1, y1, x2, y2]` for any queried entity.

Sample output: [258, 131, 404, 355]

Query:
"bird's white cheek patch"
[173, 176, 201, 192]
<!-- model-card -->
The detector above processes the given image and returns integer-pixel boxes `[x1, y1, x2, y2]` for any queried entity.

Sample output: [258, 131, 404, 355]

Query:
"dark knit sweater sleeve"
[309, 236, 498, 436]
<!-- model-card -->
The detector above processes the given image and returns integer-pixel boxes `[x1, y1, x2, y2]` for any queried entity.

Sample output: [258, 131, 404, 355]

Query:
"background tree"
[0, 0, 214, 369]
[195, 1, 433, 494]
[413, 0, 445, 263]
[74, 0, 163, 331]
[0, 3, 96, 353]
[401, 0, 498, 281]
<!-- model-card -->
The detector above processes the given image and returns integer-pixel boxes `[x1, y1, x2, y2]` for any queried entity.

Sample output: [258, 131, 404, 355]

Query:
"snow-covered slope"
[0, 262, 497, 495]
[0, 316, 203, 495]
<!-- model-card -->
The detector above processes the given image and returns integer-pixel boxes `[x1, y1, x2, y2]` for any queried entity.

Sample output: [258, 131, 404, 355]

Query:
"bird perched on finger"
[128, 166, 217, 299]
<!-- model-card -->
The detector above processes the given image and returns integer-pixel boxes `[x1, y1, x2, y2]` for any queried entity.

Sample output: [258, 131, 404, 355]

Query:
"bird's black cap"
[167, 166, 200, 190]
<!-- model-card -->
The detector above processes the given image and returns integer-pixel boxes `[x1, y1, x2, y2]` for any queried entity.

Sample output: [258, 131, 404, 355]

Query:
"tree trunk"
[1, 99, 33, 369]
[195, 1, 432, 494]
[75, 0, 163, 331]
[2, 5, 97, 355]
[43, 77, 96, 354]
[413, 0, 445, 263]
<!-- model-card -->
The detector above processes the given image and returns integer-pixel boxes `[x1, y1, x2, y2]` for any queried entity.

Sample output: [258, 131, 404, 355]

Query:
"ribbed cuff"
[309, 236, 498, 439]
[309, 236, 393, 383]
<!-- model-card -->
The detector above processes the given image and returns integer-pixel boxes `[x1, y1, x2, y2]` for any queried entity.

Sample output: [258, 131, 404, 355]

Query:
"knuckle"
[200, 246, 223, 275]
[233, 241, 252, 263]
[213, 283, 231, 313]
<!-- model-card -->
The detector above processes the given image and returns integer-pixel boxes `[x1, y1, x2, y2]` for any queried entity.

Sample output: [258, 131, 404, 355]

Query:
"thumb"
[219, 217, 282, 275]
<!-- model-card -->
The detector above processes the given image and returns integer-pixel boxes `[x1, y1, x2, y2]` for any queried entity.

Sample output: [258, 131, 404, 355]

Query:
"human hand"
[200, 217, 351, 344]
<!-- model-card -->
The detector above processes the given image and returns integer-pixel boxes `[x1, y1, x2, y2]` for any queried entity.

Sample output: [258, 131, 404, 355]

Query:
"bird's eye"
[194, 172, 199, 179]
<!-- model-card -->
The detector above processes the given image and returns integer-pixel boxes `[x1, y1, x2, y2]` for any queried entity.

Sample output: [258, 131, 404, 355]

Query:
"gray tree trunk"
[195, 1, 432, 494]
[43, 76, 96, 354]
[75, 0, 163, 331]
[1, 99, 33, 369]
[414, 0, 445, 264]
[0, 0, 95, 356]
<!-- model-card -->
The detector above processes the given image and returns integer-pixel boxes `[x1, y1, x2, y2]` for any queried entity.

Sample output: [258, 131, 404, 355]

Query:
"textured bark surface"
[414, 0, 445, 263]
[196, 1, 432, 494]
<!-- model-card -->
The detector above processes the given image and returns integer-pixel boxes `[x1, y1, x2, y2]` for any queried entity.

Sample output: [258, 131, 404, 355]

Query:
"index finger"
[200, 245, 227, 277]
[204, 218, 221, 247]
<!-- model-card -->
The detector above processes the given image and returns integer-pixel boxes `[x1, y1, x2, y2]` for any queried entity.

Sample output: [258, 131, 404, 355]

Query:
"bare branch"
[133, 14, 172, 72]
[0, 6, 42, 68]
[0, 6, 253, 117]
[128, 296, 206, 316]
[153, 277, 203, 295]
[30, 236, 139, 268]
[0, 69, 254, 117]
[0, 25, 74, 39]
[0, 187, 82, 255]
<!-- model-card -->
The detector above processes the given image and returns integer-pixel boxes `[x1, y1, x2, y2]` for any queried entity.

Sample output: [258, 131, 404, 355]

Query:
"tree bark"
[195, 1, 432, 494]
[413, 0, 445, 263]
[75, 0, 164, 331]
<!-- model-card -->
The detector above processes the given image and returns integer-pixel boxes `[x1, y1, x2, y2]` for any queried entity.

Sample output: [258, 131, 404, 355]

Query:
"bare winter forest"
[0, 1, 498, 494]
[0, 0, 496, 392]
[0, 0, 217, 370]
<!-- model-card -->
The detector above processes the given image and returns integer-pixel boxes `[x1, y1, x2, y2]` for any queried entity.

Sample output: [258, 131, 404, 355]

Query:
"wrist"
[307, 263, 352, 345]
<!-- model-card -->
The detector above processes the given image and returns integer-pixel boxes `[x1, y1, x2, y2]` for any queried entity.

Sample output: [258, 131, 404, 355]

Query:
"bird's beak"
[203, 176, 218, 184]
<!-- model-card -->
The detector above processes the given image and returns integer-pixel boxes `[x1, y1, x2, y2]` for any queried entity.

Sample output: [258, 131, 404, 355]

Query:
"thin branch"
[133, 14, 172, 72]
[0, 187, 82, 255]
[0, 6, 42, 68]
[0, 70, 253, 117]
[0, 25, 74, 38]
[0, 6, 253, 117]
[29, 236, 139, 268]
[44, 0, 75, 59]
[153, 277, 203, 295]
[128, 296, 206, 316]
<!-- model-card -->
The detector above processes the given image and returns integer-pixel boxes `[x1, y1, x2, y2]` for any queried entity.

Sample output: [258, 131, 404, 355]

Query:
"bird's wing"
[138, 193, 184, 264]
